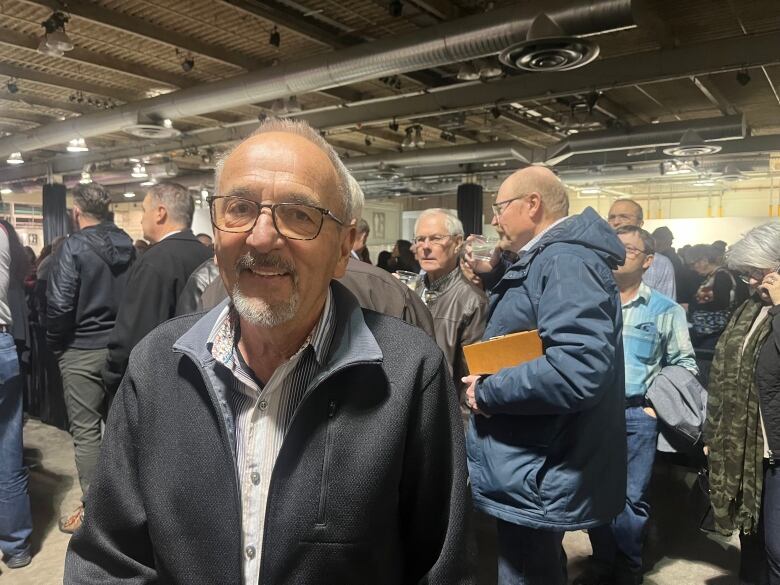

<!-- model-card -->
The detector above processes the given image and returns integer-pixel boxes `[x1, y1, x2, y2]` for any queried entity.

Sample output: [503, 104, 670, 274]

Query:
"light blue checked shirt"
[621, 282, 698, 399]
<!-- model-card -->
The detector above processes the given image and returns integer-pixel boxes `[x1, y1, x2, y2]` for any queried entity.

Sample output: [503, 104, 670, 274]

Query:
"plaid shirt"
[207, 290, 335, 585]
[621, 282, 697, 399]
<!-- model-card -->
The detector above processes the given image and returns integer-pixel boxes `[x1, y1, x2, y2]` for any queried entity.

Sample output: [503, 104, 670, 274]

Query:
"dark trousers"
[496, 520, 566, 585]
[740, 461, 780, 585]
[59, 347, 108, 501]
[589, 407, 658, 576]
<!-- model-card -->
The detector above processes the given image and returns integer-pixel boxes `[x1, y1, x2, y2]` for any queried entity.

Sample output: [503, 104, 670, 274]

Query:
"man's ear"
[527, 192, 543, 220]
[157, 205, 168, 225]
[643, 253, 654, 271]
[333, 225, 357, 279]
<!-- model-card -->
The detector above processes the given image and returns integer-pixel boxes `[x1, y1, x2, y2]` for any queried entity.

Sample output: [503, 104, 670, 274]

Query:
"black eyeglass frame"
[207, 195, 345, 241]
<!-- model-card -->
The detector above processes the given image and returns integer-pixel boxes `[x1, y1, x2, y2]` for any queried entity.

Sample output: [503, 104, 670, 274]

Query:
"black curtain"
[42, 183, 70, 245]
[457, 183, 483, 236]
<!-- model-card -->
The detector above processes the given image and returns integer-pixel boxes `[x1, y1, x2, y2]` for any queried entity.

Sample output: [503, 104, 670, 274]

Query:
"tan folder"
[463, 330, 543, 375]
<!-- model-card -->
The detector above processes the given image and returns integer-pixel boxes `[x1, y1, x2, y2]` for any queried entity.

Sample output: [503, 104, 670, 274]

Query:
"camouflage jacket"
[706, 297, 772, 535]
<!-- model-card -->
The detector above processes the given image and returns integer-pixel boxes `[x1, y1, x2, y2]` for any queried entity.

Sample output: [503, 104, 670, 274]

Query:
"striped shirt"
[207, 290, 335, 585]
[621, 282, 697, 398]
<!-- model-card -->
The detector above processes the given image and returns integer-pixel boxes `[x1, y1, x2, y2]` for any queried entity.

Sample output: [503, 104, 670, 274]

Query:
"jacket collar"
[173, 280, 383, 379]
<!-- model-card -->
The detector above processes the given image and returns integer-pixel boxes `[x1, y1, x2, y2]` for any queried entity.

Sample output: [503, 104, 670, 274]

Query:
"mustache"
[235, 252, 296, 276]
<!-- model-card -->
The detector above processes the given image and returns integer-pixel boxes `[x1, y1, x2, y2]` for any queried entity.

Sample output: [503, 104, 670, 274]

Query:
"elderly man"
[414, 208, 486, 402]
[464, 166, 626, 585]
[578, 225, 697, 585]
[607, 199, 676, 300]
[65, 119, 470, 585]
[101, 182, 212, 395]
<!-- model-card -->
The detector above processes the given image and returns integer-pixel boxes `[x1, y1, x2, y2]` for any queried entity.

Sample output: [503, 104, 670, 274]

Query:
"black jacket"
[756, 305, 780, 460]
[102, 230, 211, 394]
[65, 283, 472, 585]
[46, 222, 135, 351]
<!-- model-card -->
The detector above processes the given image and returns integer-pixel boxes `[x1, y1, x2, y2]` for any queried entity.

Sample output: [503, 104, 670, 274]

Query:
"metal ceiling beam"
[692, 75, 739, 115]
[18, 0, 255, 71]
[0, 27, 191, 89]
[1, 94, 92, 116]
[0, 62, 133, 101]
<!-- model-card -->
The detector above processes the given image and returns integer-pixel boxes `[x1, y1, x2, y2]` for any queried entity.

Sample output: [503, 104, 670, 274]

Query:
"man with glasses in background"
[65, 119, 471, 585]
[413, 208, 486, 411]
[577, 225, 697, 585]
[463, 166, 626, 585]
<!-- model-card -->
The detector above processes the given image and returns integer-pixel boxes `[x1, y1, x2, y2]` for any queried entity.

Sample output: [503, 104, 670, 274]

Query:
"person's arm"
[400, 352, 472, 584]
[64, 370, 157, 584]
[402, 286, 436, 338]
[454, 297, 487, 385]
[476, 252, 619, 415]
[103, 261, 172, 395]
[46, 240, 78, 351]
[662, 303, 699, 374]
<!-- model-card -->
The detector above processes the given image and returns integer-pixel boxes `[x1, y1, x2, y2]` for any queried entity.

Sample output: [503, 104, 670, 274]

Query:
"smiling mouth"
[243, 268, 290, 278]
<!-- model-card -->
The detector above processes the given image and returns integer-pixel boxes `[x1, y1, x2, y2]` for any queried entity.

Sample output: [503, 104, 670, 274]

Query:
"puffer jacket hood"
[527, 207, 625, 270]
[78, 222, 135, 269]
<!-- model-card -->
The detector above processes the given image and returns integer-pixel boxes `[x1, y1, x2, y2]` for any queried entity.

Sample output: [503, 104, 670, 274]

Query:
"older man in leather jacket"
[414, 208, 487, 405]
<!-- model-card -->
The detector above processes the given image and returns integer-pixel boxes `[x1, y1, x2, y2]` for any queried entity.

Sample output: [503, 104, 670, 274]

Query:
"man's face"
[491, 184, 533, 252]
[415, 214, 460, 280]
[140, 194, 160, 243]
[607, 201, 643, 229]
[214, 132, 353, 329]
[614, 232, 653, 278]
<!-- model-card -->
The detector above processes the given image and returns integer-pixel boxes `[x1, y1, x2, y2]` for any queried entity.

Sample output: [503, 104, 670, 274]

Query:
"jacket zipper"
[258, 360, 383, 580]
[316, 399, 338, 526]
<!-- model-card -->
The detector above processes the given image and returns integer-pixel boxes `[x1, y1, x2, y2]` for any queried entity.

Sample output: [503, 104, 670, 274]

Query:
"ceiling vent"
[121, 118, 181, 139]
[499, 13, 599, 72]
[662, 129, 723, 157]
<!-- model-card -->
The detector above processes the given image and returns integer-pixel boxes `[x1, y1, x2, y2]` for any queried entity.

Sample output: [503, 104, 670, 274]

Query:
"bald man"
[607, 199, 677, 300]
[464, 166, 627, 585]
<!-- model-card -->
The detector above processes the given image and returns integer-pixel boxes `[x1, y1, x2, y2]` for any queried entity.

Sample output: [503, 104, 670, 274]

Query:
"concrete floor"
[3, 418, 741, 584]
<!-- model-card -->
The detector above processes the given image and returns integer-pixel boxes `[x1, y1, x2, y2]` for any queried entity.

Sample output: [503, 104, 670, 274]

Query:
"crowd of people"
[0, 117, 777, 585]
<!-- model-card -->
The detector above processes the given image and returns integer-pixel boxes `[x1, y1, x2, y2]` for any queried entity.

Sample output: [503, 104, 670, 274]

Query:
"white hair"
[347, 174, 364, 222]
[726, 222, 780, 271]
[214, 118, 352, 221]
[414, 208, 464, 237]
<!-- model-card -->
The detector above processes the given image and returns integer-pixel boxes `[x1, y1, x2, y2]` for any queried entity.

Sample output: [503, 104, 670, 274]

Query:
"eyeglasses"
[208, 196, 344, 240]
[624, 245, 649, 257]
[491, 193, 530, 217]
[413, 234, 452, 246]
[608, 213, 639, 224]
[738, 265, 780, 284]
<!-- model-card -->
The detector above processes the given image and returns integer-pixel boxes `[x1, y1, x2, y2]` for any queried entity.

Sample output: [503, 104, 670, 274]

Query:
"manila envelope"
[463, 330, 543, 375]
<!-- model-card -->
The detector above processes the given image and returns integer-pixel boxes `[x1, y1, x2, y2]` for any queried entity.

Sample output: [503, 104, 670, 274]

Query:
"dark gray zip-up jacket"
[64, 282, 472, 585]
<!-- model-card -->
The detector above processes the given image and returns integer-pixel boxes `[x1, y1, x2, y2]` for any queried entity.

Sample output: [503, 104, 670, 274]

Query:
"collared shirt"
[207, 290, 335, 585]
[419, 265, 461, 306]
[644, 252, 677, 300]
[622, 282, 697, 398]
[520, 216, 570, 253]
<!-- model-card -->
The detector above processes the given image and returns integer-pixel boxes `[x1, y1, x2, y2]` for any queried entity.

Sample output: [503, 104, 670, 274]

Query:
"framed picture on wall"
[372, 212, 386, 240]
[28, 233, 38, 246]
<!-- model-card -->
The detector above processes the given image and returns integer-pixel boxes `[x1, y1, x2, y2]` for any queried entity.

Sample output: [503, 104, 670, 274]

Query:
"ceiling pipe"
[545, 114, 748, 165]
[344, 141, 532, 171]
[0, 0, 634, 158]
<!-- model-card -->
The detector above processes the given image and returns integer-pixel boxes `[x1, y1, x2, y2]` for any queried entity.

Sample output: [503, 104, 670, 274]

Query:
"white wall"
[642, 217, 780, 247]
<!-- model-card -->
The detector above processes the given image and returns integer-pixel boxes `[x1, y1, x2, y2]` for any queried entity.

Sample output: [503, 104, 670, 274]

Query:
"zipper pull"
[328, 400, 337, 418]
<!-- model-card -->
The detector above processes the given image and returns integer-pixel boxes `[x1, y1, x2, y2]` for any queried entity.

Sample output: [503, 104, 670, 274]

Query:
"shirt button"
[259, 400, 268, 411]
[250, 471, 260, 485]
[245, 545, 256, 560]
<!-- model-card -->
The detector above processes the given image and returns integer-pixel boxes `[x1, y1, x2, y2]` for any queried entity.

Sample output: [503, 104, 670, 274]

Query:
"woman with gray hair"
[706, 221, 780, 585]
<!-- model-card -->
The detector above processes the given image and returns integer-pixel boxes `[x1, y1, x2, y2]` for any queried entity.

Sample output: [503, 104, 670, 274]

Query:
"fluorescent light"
[525, 109, 542, 117]
[131, 163, 148, 178]
[693, 179, 716, 187]
[162, 118, 173, 129]
[0, 187, 12, 195]
[542, 117, 557, 124]
[140, 178, 157, 187]
[67, 137, 88, 152]
[580, 187, 602, 194]
[123, 191, 136, 199]
[6, 152, 24, 165]
[79, 171, 92, 184]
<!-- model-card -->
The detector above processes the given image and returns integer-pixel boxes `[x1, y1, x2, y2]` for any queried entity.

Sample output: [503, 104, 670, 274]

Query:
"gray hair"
[615, 225, 655, 255]
[147, 182, 194, 228]
[726, 222, 780, 271]
[414, 208, 464, 237]
[540, 174, 570, 217]
[347, 174, 364, 222]
[214, 118, 351, 221]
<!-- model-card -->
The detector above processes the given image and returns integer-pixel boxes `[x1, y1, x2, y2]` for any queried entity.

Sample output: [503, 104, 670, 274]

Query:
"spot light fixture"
[388, 0, 403, 17]
[388, 118, 399, 132]
[131, 163, 148, 178]
[6, 152, 24, 165]
[39, 11, 74, 53]
[736, 68, 751, 86]
[6, 78, 18, 94]
[67, 137, 89, 152]
[176, 49, 194, 73]
[0, 186, 12, 195]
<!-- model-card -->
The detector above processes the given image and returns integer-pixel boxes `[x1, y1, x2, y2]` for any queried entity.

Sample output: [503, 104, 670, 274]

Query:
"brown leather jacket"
[418, 267, 487, 395]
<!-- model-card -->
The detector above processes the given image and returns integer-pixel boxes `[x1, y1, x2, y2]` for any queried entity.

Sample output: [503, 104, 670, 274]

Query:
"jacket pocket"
[316, 399, 338, 526]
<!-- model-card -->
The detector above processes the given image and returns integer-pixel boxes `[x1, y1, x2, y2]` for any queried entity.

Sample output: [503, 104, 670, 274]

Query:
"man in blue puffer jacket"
[464, 166, 627, 585]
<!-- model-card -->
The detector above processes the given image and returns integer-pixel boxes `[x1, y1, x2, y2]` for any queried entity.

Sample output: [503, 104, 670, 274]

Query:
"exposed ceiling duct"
[545, 114, 747, 165]
[345, 141, 532, 172]
[0, 0, 635, 158]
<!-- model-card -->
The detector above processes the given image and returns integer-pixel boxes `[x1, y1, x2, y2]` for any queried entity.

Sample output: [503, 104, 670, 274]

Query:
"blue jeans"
[0, 332, 32, 557]
[496, 520, 566, 585]
[589, 407, 658, 573]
